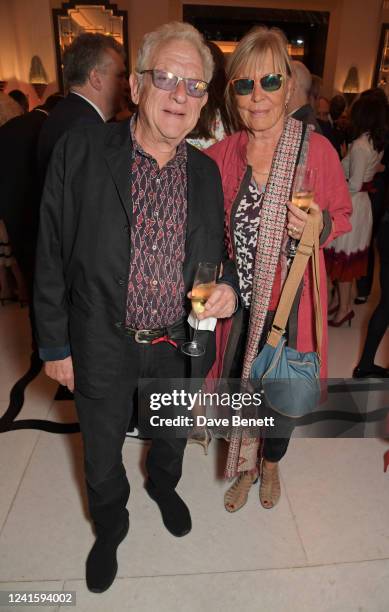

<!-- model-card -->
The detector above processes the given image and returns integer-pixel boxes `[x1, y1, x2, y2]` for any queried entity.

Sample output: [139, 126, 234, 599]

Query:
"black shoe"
[354, 296, 368, 305]
[353, 365, 389, 379]
[145, 481, 192, 537]
[86, 518, 129, 593]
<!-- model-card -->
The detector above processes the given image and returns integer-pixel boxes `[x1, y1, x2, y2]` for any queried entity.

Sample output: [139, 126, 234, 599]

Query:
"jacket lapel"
[184, 146, 204, 287]
[104, 120, 133, 225]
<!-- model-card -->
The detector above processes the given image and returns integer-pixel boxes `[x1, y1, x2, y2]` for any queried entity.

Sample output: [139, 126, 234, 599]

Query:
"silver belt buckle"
[134, 329, 154, 344]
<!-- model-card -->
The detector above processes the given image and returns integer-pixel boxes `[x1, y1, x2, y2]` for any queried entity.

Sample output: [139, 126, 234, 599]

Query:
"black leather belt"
[124, 327, 167, 343]
[124, 318, 187, 344]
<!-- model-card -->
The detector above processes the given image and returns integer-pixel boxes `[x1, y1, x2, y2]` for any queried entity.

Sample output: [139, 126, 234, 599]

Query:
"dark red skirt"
[325, 247, 369, 282]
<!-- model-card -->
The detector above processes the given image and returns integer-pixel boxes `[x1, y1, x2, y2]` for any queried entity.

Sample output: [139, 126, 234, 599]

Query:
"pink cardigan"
[206, 130, 352, 378]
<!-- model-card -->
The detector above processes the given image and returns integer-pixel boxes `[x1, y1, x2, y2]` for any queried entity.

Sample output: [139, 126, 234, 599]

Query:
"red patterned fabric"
[360, 181, 377, 193]
[240, 119, 308, 381]
[126, 118, 187, 329]
[269, 262, 282, 310]
[325, 246, 368, 281]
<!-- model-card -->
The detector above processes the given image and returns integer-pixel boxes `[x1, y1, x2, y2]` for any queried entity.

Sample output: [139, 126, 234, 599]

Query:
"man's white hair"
[135, 21, 214, 83]
[292, 60, 312, 96]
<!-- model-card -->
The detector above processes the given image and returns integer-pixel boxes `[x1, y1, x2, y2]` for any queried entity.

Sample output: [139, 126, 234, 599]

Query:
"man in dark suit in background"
[37, 32, 128, 176]
[289, 60, 322, 134]
[0, 94, 62, 334]
[317, 95, 347, 159]
[34, 22, 237, 593]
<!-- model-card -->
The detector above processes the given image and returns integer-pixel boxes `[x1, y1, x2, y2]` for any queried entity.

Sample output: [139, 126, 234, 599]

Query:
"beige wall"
[329, 0, 382, 95]
[0, 0, 385, 109]
[1, 0, 57, 109]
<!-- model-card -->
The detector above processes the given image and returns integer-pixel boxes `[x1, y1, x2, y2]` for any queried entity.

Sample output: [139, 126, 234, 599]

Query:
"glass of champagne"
[181, 262, 218, 357]
[288, 167, 317, 260]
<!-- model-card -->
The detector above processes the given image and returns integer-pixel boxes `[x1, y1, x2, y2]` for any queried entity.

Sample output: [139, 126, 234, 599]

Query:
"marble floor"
[0, 295, 389, 612]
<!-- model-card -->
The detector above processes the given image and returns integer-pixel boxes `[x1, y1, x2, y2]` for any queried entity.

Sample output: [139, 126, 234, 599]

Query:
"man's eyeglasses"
[139, 69, 208, 98]
[231, 73, 284, 95]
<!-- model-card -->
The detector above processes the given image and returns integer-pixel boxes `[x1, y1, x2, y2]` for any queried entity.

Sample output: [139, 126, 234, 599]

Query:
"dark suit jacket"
[292, 104, 322, 134]
[317, 119, 346, 159]
[37, 92, 104, 178]
[0, 108, 49, 287]
[34, 119, 236, 398]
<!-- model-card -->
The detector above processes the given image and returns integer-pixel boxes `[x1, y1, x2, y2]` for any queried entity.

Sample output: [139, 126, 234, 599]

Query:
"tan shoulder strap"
[267, 210, 322, 361]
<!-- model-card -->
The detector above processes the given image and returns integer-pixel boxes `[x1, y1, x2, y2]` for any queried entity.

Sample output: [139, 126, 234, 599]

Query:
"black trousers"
[75, 337, 189, 538]
[230, 309, 293, 463]
[356, 179, 386, 298]
[358, 216, 389, 369]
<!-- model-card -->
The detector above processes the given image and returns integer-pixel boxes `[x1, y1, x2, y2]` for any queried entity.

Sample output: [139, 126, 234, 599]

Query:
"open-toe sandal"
[259, 461, 281, 509]
[224, 471, 258, 513]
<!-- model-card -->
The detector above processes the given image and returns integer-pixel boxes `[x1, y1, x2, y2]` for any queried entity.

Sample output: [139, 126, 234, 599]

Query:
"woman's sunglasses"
[231, 73, 284, 95]
[139, 69, 208, 98]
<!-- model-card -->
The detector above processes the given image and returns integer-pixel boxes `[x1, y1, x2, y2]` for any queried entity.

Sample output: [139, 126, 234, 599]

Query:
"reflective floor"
[0, 292, 388, 612]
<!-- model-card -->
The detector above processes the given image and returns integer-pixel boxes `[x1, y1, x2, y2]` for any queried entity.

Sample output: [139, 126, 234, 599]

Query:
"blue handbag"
[250, 213, 322, 418]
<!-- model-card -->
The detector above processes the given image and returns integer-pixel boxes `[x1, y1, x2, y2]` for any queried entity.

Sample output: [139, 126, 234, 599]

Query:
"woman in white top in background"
[325, 95, 386, 326]
[186, 41, 232, 150]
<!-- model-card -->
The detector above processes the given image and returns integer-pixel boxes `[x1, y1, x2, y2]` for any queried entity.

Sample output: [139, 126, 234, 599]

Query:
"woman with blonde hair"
[206, 26, 352, 511]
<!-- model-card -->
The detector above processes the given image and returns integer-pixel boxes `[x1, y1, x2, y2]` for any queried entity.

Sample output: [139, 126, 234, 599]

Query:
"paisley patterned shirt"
[234, 179, 265, 308]
[125, 117, 187, 329]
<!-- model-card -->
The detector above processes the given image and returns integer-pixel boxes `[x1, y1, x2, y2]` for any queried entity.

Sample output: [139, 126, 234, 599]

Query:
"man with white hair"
[34, 22, 237, 592]
[288, 60, 322, 133]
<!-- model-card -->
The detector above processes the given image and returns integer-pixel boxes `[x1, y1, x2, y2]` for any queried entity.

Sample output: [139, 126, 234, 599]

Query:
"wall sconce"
[29, 55, 48, 99]
[343, 66, 359, 105]
[213, 40, 237, 54]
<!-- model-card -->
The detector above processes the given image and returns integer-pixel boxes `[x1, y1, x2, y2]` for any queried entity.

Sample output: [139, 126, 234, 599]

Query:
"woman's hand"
[286, 201, 323, 239]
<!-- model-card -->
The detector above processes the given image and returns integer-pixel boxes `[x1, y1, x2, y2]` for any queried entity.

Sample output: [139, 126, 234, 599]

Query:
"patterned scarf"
[225, 117, 312, 479]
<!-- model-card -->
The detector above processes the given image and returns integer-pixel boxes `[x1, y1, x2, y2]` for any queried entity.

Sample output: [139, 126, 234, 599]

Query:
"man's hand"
[188, 283, 237, 320]
[45, 356, 74, 392]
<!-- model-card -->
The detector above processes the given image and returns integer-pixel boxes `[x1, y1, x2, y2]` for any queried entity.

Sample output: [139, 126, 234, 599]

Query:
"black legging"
[230, 308, 292, 463]
[356, 174, 387, 298]
[358, 215, 389, 369]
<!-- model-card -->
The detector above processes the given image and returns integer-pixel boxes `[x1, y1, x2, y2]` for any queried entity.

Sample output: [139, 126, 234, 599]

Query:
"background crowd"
[1, 30, 388, 381]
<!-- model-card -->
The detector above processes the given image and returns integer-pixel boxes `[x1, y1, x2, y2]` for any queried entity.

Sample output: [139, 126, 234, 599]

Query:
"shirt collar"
[34, 108, 49, 116]
[130, 114, 187, 168]
[70, 91, 106, 122]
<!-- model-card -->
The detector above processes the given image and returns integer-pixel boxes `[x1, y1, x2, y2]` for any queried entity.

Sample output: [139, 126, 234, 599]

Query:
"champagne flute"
[288, 167, 317, 260]
[181, 262, 218, 357]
